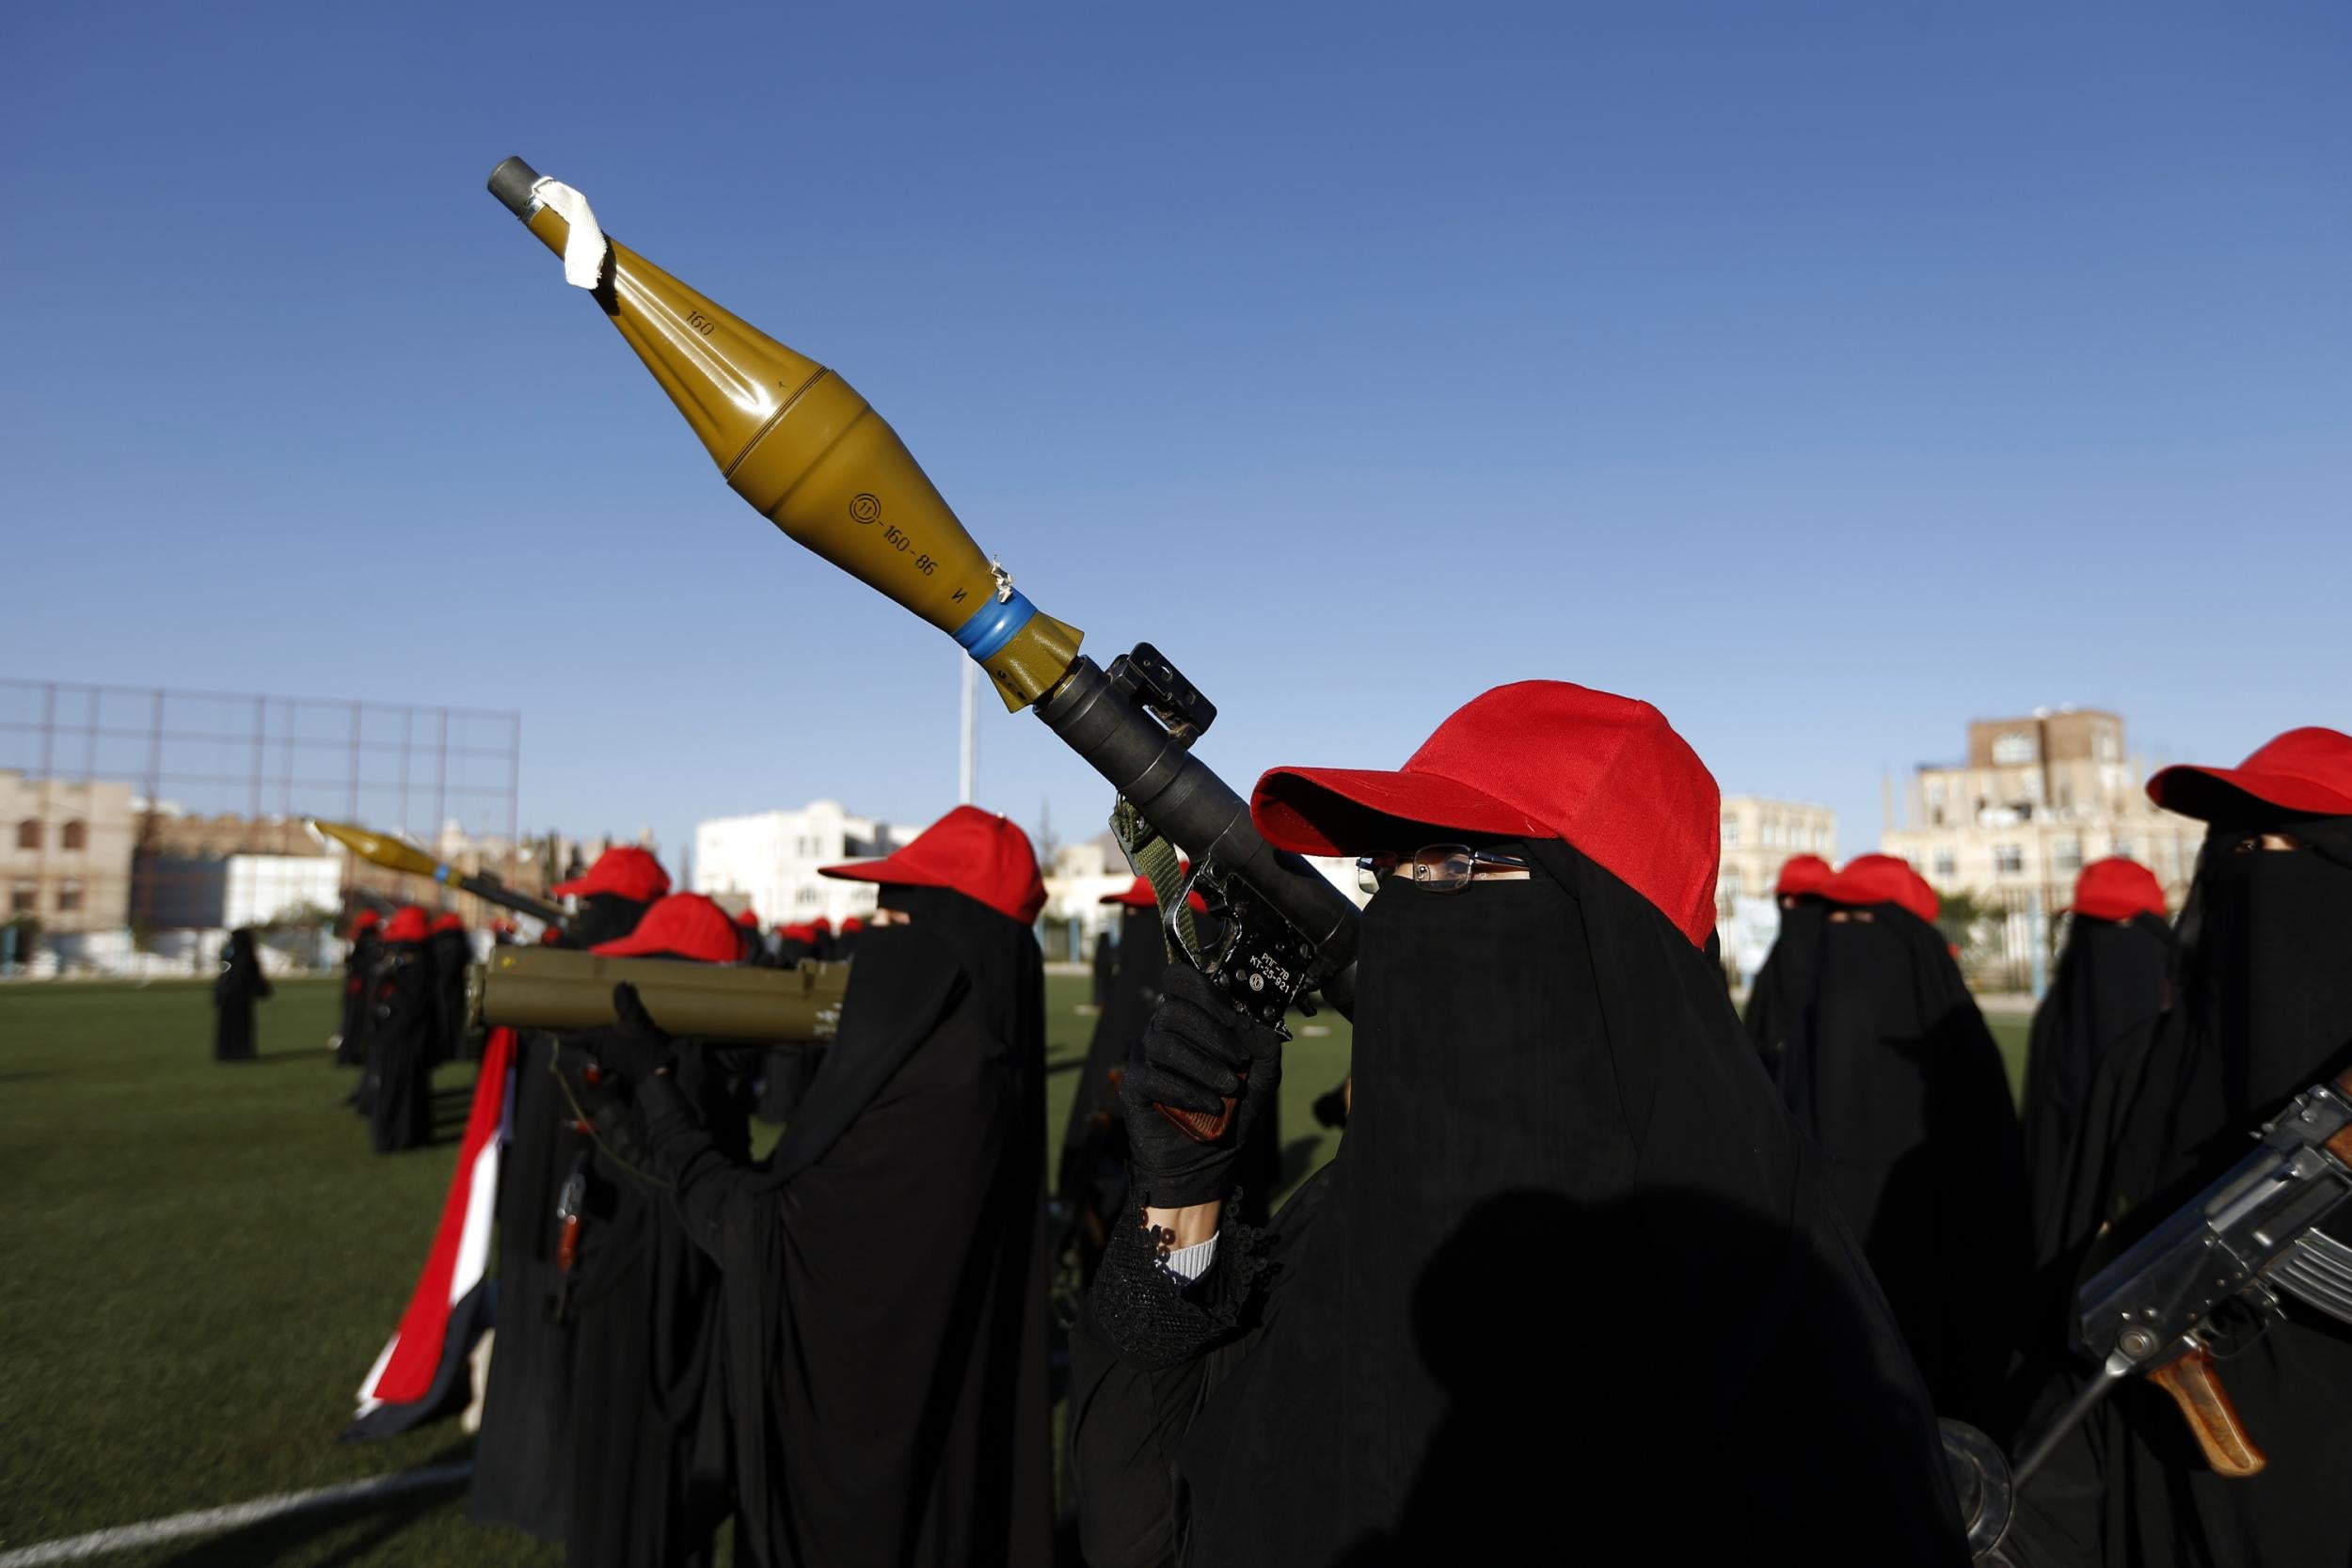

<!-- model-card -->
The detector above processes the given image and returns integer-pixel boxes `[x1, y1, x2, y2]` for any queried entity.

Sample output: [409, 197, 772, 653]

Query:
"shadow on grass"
[147, 1442, 474, 1568]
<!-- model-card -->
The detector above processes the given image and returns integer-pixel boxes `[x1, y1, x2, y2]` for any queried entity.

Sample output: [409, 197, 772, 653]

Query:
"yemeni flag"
[345, 1026, 516, 1438]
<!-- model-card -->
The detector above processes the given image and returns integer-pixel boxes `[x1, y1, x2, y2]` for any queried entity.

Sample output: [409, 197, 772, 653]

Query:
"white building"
[693, 800, 920, 927]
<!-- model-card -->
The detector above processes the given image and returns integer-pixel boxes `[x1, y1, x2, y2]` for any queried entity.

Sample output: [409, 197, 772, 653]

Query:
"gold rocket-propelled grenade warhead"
[485, 157, 1081, 712]
[309, 816, 565, 926]
[310, 817, 446, 881]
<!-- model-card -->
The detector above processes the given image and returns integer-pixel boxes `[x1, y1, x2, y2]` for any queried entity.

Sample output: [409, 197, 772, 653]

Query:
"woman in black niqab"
[213, 927, 271, 1062]
[469, 884, 659, 1542]
[1744, 852, 1833, 1074]
[362, 909, 437, 1153]
[1073, 682, 1966, 1567]
[634, 810, 1054, 1568]
[1772, 857, 2030, 1433]
[2025, 729, 2352, 1568]
[2018, 860, 2172, 1354]
[336, 913, 380, 1066]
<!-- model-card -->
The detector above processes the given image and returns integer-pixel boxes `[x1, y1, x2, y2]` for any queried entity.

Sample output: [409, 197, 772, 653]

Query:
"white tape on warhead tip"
[531, 179, 609, 291]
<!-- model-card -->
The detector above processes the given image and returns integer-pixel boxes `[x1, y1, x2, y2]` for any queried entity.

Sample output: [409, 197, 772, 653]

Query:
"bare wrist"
[1143, 1200, 1222, 1250]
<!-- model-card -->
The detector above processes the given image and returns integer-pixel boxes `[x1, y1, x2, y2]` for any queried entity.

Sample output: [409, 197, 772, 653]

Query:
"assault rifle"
[1946, 1064, 2352, 1560]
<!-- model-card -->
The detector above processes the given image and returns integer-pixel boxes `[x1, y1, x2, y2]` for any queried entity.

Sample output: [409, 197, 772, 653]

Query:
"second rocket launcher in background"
[473, 946, 847, 1044]
[484, 157, 1361, 1014]
[310, 816, 565, 927]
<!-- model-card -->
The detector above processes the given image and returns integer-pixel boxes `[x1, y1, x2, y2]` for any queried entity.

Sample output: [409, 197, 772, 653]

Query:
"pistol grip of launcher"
[1152, 1070, 1248, 1144]
[2149, 1342, 2266, 1478]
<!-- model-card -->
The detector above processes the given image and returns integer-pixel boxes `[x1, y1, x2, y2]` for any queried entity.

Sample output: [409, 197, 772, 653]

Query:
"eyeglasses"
[1356, 845, 1531, 895]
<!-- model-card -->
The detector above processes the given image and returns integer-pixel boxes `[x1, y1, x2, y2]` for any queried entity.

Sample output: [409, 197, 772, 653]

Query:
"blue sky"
[3, 2, 2344, 866]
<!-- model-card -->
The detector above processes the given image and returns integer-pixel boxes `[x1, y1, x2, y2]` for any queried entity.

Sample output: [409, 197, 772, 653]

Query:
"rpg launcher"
[472, 945, 848, 1045]
[310, 817, 566, 928]
[1943, 1065, 2352, 1562]
[485, 157, 1361, 1140]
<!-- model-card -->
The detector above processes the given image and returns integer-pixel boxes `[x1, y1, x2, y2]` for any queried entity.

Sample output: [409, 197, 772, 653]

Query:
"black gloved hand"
[585, 982, 675, 1085]
[1120, 961, 1283, 1210]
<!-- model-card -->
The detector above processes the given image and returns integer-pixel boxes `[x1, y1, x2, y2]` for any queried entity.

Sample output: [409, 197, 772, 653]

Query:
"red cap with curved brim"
[349, 909, 382, 936]
[813, 916, 834, 933]
[1776, 854, 1834, 897]
[1099, 866, 1213, 914]
[2147, 727, 2352, 823]
[840, 916, 863, 934]
[734, 908, 760, 928]
[1249, 681, 1720, 948]
[382, 907, 432, 945]
[550, 846, 673, 904]
[1823, 855, 1940, 925]
[430, 912, 465, 935]
[2071, 857, 2168, 923]
[592, 894, 742, 964]
[820, 804, 1047, 927]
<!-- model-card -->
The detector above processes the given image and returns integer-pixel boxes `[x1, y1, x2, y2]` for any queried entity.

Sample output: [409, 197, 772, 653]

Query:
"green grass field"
[0, 974, 1358, 1564]
[0, 977, 2019, 1563]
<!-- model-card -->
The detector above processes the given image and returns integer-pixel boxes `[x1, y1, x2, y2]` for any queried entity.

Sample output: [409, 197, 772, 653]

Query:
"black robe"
[213, 927, 271, 1062]
[2020, 910, 2172, 1355]
[558, 1028, 755, 1568]
[2015, 816, 2352, 1568]
[1073, 842, 1967, 1566]
[428, 927, 474, 1065]
[1744, 894, 1826, 1074]
[1057, 908, 1162, 1281]
[469, 891, 652, 1543]
[639, 885, 1054, 1568]
[363, 941, 436, 1153]
[1773, 900, 2031, 1433]
[337, 929, 380, 1066]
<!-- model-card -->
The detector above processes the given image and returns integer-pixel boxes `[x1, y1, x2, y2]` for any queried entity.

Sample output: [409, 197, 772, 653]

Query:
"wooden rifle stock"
[2147, 1341, 2265, 1477]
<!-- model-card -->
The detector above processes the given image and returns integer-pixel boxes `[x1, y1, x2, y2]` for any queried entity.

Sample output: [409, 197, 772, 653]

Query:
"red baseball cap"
[2070, 857, 2167, 923]
[840, 916, 863, 933]
[550, 846, 673, 903]
[430, 911, 466, 935]
[820, 804, 1047, 927]
[1823, 855, 1940, 925]
[592, 893, 742, 963]
[2147, 727, 2352, 823]
[734, 908, 760, 928]
[1100, 865, 1212, 913]
[1776, 854, 1834, 897]
[381, 907, 432, 945]
[1249, 681, 1720, 948]
[349, 909, 382, 936]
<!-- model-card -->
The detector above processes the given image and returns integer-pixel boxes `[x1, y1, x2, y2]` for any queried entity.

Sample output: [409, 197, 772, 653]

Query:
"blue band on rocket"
[952, 589, 1038, 663]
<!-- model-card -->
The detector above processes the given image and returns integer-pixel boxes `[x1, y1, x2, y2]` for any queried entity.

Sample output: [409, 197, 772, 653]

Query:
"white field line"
[0, 1464, 473, 1567]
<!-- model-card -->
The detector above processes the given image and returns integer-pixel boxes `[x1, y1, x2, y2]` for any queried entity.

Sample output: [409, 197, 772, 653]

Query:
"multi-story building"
[693, 800, 920, 928]
[1881, 707, 2204, 911]
[1717, 796, 1838, 908]
[3, 771, 138, 934]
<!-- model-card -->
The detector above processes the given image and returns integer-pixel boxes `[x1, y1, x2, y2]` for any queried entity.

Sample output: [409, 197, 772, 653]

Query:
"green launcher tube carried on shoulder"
[472, 946, 847, 1044]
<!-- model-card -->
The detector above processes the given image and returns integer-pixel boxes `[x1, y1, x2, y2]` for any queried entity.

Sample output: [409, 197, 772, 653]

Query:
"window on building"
[1993, 731, 2038, 765]
[2053, 838, 2083, 875]
[1994, 845, 2026, 877]
[56, 881, 83, 913]
[1934, 851, 1956, 879]
[1720, 817, 1740, 849]
[796, 886, 820, 908]
[14, 820, 37, 850]
[1722, 871, 1742, 901]
[60, 820, 87, 850]
[9, 883, 33, 915]
[2111, 839, 2134, 861]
